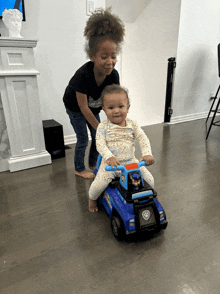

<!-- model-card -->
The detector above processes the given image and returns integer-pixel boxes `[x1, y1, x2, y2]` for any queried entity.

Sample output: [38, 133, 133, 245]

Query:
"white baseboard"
[168, 112, 220, 125]
[64, 134, 77, 145]
[8, 151, 52, 172]
[64, 134, 91, 146]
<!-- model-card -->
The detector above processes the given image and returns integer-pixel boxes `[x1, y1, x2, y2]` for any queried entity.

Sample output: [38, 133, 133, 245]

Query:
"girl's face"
[102, 91, 130, 127]
[90, 39, 117, 78]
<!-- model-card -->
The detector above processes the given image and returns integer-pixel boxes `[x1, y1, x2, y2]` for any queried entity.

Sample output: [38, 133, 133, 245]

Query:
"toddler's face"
[91, 39, 117, 78]
[102, 92, 130, 127]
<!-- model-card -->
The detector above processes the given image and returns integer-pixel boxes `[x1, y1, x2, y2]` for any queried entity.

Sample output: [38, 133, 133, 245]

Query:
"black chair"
[206, 44, 220, 140]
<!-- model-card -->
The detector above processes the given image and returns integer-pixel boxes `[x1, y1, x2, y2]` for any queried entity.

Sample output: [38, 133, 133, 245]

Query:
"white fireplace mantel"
[0, 37, 51, 172]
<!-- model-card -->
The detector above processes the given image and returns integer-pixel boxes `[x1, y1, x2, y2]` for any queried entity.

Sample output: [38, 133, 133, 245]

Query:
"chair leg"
[206, 84, 220, 123]
[206, 96, 220, 140]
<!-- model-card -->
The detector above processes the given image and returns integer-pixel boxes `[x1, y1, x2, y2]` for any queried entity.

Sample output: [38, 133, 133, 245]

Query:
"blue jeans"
[66, 108, 100, 172]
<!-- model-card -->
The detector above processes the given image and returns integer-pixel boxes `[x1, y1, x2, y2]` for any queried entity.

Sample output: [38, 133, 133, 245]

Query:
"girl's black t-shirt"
[63, 61, 119, 114]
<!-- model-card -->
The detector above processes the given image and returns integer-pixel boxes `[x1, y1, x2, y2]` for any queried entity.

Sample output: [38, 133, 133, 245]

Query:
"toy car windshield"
[105, 161, 157, 203]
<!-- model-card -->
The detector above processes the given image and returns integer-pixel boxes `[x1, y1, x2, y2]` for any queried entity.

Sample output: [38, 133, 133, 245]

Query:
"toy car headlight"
[142, 210, 151, 221]
[129, 219, 135, 226]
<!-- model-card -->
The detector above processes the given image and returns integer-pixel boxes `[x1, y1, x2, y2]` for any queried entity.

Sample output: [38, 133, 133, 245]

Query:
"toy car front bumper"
[126, 229, 136, 235]
[159, 220, 168, 230]
[125, 220, 168, 235]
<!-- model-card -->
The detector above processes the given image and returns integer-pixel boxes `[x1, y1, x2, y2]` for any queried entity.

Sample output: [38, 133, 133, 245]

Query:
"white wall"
[171, 0, 220, 123]
[0, 0, 105, 144]
[1, 0, 220, 149]
[106, 0, 151, 23]
[109, 0, 181, 126]
[0, 99, 10, 172]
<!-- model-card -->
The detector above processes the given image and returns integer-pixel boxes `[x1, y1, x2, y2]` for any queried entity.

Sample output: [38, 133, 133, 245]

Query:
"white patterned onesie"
[89, 119, 154, 200]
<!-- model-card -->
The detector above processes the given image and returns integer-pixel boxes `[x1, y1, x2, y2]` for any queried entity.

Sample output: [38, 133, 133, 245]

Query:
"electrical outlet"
[87, 1, 94, 16]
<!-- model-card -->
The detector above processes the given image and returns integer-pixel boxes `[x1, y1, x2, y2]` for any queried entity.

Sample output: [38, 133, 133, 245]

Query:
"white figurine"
[2, 9, 23, 38]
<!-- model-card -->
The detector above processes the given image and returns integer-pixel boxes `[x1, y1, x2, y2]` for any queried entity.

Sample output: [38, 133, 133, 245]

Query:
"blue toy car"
[94, 155, 168, 241]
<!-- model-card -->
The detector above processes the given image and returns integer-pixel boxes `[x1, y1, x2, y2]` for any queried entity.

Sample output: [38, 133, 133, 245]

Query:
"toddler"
[89, 84, 155, 212]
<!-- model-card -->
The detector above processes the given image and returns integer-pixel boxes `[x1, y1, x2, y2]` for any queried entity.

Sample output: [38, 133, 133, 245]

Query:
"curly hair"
[101, 84, 130, 105]
[84, 7, 125, 58]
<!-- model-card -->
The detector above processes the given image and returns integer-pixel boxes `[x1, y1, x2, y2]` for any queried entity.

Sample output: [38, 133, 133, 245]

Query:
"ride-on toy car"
[94, 155, 168, 241]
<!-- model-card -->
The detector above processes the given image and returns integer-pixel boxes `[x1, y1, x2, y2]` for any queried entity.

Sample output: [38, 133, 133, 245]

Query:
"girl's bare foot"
[89, 165, 96, 171]
[89, 199, 98, 212]
[75, 170, 94, 179]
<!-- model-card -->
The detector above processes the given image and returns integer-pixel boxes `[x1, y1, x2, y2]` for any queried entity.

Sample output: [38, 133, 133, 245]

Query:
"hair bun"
[84, 8, 125, 58]
[84, 8, 125, 43]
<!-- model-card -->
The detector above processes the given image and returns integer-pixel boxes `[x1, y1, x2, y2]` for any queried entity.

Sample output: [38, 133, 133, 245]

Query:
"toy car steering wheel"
[105, 160, 146, 172]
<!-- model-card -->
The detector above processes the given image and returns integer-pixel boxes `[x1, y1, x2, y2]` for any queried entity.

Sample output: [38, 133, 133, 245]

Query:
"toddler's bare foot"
[75, 170, 94, 179]
[89, 165, 96, 171]
[89, 199, 98, 212]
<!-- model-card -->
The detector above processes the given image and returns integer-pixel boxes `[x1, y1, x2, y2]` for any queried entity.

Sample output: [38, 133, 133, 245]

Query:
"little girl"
[89, 84, 155, 212]
[63, 8, 125, 179]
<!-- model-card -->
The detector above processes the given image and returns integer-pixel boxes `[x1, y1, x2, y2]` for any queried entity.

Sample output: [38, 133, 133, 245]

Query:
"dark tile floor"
[1, 119, 220, 294]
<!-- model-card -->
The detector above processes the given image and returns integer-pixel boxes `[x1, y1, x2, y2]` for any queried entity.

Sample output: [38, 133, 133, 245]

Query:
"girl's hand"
[139, 155, 155, 166]
[76, 91, 100, 130]
[106, 157, 120, 168]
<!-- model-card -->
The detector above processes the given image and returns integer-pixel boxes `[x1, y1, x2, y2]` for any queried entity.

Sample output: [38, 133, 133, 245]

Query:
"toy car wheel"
[163, 222, 168, 230]
[163, 212, 168, 230]
[111, 216, 125, 241]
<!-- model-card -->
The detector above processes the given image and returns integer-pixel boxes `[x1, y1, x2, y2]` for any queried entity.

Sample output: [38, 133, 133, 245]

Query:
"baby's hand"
[139, 155, 155, 166]
[106, 157, 120, 168]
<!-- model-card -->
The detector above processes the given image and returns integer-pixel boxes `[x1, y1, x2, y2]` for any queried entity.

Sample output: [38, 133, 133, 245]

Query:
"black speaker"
[42, 119, 65, 159]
